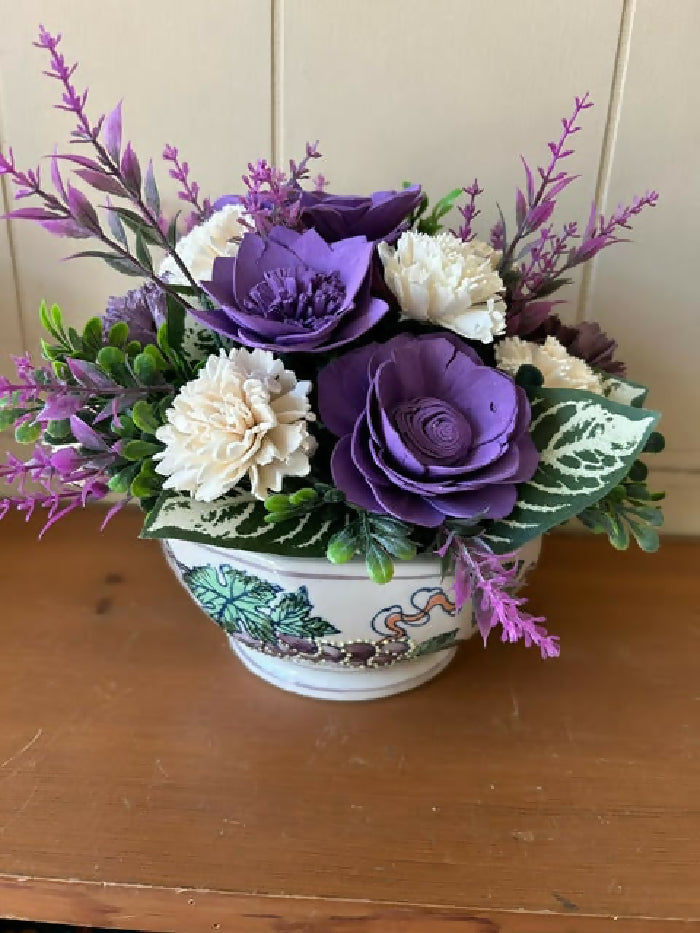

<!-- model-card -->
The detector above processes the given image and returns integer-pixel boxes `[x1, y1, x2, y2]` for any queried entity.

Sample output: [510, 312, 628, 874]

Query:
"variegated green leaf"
[602, 374, 648, 408]
[141, 491, 343, 557]
[482, 388, 660, 553]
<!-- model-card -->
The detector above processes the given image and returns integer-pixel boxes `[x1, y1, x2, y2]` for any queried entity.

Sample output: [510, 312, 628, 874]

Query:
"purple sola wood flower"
[437, 534, 560, 659]
[318, 332, 539, 527]
[196, 226, 388, 352]
[300, 184, 422, 244]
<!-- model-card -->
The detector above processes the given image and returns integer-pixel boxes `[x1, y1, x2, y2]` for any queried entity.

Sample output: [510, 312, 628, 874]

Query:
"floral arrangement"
[0, 27, 664, 659]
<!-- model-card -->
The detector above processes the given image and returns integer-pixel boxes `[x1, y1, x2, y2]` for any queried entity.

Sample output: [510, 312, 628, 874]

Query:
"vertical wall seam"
[271, 0, 283, 167]
[575, 0, 636, 324]
[0, 81, 28, 354]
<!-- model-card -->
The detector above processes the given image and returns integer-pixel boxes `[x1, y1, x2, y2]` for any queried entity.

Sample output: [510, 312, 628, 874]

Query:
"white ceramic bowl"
[163, 537, 541, 701]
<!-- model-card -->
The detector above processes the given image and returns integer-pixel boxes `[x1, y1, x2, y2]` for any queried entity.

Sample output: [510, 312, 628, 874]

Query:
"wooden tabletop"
[0, 509, 697, 932]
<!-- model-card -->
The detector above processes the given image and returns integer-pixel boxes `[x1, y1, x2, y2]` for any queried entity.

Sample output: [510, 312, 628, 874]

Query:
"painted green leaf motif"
[482, 387, 660, 553]
[268, 588, 339, 638]
[184, 565, 280, 638]
[142, 491, 342, 557]
[182, 564, 339, 644]
[411, 628, 460, 657]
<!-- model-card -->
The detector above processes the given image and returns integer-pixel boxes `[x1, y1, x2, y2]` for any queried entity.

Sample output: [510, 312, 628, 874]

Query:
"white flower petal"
[495, 335, 605, 394]
[379, 230, 505, 344]
[158, 203, 247, 285]
[154, 347, 314, 501]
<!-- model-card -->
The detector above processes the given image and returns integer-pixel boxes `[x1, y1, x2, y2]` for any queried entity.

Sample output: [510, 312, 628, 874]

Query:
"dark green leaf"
[108, 322, 129, 348]
[165, 294, 186, 352]
[132, 352, 157, 384]
[122, 439, 161, 461]
[644, 431, 665, 454]
[130, 468, 162, 499]
[15, 420, 42, 444]
[107, 462, 141, 494]
[104, 254, 144, 277]
[628, 460, 648, 482]
[134, 230, 153, 273]
[326, 526, 358, 564]
[0, 408, 23, 431]
[82, 316, 104, 353]
[131, 400, 161, 434]
[365, 540, 394, 584]
[106, 207, 128, 247]
[626, 519, 660, 553]
[411, 628, 460, 657]
[109, 206, 163, 246]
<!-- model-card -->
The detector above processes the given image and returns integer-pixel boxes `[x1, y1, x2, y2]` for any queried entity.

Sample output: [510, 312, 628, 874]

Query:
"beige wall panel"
[0, 187, 24, 490]
[280, 0, 624, 324]
[586, 0, 699, 474]
[0, 0, 272, 357]
[0, 213, 21, 369]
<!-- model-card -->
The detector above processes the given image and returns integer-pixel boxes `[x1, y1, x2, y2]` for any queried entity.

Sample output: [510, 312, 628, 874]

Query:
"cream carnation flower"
[378, 231, 506, 343]
[495, 335, 605, 394]
[159, 203, 247, 285]
[154, 348, 315, 501]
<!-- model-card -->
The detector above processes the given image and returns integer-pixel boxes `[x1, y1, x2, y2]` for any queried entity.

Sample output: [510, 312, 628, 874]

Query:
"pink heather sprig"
[437, 534, 560, 659]
[240, 142, 322, 235]
[455, 179, 483, 242]
[0, 444, 117, 537]
[34, 25, 101, 142]
[162, 144, 213, 233]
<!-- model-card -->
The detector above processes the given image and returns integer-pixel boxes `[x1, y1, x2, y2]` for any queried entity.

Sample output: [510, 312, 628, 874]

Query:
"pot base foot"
[229, 639, 457, 701]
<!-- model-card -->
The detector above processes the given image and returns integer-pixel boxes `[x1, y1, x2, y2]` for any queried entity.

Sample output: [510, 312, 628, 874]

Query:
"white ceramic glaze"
[163, 536, 541, 701]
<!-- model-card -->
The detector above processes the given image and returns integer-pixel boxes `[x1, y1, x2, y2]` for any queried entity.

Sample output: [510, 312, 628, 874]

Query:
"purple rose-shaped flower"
[195, 226, 388, 353]
[300, 185, 422, 244]
[318, 333, 539, 527]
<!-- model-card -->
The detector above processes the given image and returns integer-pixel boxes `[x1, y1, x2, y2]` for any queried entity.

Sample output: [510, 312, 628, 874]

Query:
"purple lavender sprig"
[0, 26, 201, 302]
[454, 179, 483, 242]
[240, 141, 322, 235]
[438, 533, 560, 659]
[162, 144, 213, 234]
[507, 191, 659, 335]
[500, 93, 593, 272]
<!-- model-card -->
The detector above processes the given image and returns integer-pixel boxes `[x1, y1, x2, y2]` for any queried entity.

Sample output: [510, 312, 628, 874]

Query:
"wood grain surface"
[0, 509, 697, 931]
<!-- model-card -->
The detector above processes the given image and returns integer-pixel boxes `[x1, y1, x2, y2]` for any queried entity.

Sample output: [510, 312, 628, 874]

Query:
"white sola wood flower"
[378, 230, 506, 343]
[159, 203, 247, 284]
[495, 335, 605, 393]
[154, 348, 315, 501]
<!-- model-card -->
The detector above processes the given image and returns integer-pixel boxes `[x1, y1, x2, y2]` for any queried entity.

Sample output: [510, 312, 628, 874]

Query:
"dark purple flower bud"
[197, 226, 388, 353]
[300, 185, 422, 244]
[318, 332, 539, 528]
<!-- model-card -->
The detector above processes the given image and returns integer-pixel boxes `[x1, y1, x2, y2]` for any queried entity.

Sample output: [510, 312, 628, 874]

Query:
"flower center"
[243, 267, 347, 330]
[393, 397, 472, 464]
